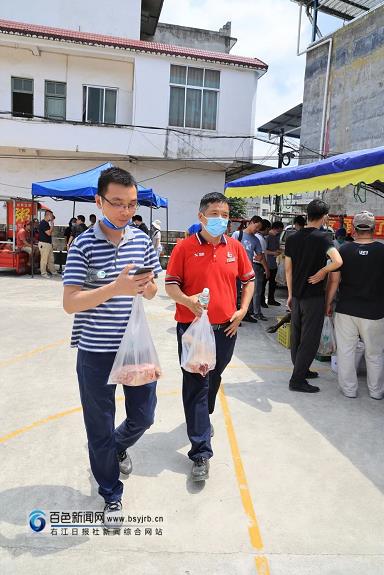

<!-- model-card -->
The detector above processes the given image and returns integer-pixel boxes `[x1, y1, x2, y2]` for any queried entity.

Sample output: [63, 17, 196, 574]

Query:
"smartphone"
[134, 266, 154, 275]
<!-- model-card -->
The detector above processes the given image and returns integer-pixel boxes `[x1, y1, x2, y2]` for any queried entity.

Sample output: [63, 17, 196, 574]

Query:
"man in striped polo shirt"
[165, 192, 255, 482]
[63, 167, 162, 524]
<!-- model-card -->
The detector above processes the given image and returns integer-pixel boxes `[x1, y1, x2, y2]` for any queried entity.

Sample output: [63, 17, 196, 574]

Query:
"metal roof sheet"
[258, 104, 302, 139]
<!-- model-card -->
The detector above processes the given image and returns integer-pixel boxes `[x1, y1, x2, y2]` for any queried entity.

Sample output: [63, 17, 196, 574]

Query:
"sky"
[160, 0, 342, 165]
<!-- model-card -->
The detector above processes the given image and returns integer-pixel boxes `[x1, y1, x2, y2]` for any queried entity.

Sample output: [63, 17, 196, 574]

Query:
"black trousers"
[261, 268, 278, 303]
[290, 295, 325, 384]
[177, 323, 237, 461]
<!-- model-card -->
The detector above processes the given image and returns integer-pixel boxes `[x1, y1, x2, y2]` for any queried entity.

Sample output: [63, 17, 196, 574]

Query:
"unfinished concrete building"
[297, 0, 384, 215]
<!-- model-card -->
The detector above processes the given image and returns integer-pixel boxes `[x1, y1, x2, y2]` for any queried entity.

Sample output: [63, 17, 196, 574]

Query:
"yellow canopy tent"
[225, 146, 384, 198]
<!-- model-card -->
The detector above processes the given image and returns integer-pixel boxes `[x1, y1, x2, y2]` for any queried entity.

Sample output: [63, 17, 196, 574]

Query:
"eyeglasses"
[102, 196, 138, 211]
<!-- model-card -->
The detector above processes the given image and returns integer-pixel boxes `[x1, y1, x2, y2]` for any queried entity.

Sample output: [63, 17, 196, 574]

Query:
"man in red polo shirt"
[165, 192, 254, 482]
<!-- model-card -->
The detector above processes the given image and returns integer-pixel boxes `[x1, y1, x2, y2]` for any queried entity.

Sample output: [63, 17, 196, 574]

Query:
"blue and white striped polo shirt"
[63, 221, 162, 353]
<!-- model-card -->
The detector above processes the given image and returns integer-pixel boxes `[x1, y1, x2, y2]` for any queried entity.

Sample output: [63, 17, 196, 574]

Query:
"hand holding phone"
[114, 265, 154, 296]
[134, 267, 154, 275]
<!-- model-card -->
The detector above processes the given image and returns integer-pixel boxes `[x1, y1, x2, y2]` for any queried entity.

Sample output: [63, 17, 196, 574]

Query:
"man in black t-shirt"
[285, 200, 342, 392]
[326, 211, 384, 399]
[38, 210, 58, 278]
[132, 215, 149, 236]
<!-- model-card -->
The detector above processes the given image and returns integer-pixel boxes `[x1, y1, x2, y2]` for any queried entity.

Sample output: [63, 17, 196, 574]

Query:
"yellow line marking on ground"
[0, 339, 67, 368]
[219, 387, 270, 575]
[0, 391, 179, 444]
[0, 406, 83, 443]
[254, 556, 271, 575]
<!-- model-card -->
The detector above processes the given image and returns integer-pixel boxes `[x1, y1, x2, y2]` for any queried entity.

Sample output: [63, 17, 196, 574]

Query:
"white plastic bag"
[108, 295, 161, 386]
[331, 341, 365, 373]
[181, 311, 216, 377]
[318, 316, 337, 356]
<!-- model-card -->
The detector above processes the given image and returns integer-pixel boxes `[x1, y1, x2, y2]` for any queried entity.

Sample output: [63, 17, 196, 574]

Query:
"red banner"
[6, 200, 37, 240]
[328, 215, 384, 239]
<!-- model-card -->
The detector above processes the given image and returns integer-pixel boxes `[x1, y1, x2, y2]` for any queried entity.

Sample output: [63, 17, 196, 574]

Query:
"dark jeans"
[290, 296, 325, 384]
[261, 268, 278, 303]
[253, 263, 265, 315]
[177, 323, 237, 461]
[76, 349, 157, 503]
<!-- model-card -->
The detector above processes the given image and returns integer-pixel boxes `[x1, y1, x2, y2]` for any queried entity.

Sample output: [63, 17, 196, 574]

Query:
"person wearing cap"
[151, 219, 162, 256]
[285, 199, 342, 393]
[165, 192, 255, 482]
[326, 211, 384, 399]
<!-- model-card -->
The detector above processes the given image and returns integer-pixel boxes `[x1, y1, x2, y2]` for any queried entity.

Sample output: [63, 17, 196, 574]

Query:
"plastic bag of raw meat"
[181, 310, 216, 377]
[108, 295, 161, 386]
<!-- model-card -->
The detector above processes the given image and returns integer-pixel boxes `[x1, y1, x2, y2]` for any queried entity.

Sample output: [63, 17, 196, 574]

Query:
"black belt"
[211, 321, 231, 331]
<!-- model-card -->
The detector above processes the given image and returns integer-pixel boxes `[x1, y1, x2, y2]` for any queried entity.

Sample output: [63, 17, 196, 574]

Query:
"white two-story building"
[0, 0, 267, 230]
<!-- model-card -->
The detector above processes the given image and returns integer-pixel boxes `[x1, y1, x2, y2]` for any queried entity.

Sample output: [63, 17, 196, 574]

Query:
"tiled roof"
[0, 19, 268, 70]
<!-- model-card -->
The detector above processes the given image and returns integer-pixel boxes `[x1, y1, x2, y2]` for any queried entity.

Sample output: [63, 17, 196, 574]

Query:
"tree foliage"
[228, 197, 247, 219]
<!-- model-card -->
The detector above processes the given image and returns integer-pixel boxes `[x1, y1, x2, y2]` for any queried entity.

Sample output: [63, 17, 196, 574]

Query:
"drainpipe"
[318, 38, 333, 157]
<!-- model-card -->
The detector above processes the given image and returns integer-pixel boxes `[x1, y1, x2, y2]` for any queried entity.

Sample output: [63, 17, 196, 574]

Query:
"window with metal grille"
[82, 86, 117, 124]
[169, 65, 220, 130]
[45, 81, 66, 120]
[12, 77, 33, 118]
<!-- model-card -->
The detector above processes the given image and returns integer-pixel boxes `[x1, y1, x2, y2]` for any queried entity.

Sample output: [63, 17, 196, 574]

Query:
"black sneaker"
[255, 313, 268, 321]
[268, 300, 281, 307]
[118, 450, 133, 475]
[243, 314, 258, 323]
[261, 301, 269, 308]
[266, 325, 278, 333]
[103, 500, 123, 529]
[306, 370, 319, 379]
[191, 457, 210, 482]
[289, 380, 320, 393]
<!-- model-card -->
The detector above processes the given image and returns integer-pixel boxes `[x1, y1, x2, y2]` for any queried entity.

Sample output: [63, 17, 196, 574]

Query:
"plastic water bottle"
[86, 268, 107, 282]
[198, 287, 210, 307]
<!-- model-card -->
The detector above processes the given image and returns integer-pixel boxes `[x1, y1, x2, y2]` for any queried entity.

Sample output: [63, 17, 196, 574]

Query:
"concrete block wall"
[300, 5, 384, 216]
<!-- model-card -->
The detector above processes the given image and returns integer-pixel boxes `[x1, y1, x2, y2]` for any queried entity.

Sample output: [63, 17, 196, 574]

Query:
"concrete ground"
[1, 274, 384, 575]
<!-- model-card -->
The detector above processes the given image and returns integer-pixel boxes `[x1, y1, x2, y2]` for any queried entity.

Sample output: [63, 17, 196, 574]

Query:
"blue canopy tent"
[32, 161, 168, 207]
[31, 162, 169, 275]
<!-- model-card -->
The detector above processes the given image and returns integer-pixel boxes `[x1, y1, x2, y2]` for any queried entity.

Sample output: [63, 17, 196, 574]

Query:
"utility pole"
[275, 128, 284, 214]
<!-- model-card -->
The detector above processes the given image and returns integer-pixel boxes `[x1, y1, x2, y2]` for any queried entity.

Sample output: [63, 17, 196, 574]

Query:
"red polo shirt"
[165, 233, 255, 324]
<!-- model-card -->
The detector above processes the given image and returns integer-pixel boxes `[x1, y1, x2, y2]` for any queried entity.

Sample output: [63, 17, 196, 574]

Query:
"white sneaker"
[103, 500, 123, 529]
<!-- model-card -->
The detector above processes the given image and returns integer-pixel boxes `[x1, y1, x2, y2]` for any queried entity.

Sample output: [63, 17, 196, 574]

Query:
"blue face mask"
[101, 215, 126, 231]
[202, 216, 228, 237]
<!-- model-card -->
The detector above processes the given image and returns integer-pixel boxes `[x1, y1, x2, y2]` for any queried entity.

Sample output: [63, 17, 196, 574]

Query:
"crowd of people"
[16, 208, 160, 278]
[59, 166, 382, 525]
[229, 200, 384, 402]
